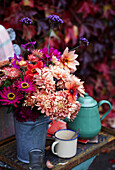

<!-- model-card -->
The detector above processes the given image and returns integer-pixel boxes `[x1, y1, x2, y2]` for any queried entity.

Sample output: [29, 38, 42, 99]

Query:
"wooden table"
[0, 127, 115, 170]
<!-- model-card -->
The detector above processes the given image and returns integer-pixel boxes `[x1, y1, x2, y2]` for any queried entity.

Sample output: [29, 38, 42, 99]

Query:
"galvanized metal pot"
[14, 115, 51, 163]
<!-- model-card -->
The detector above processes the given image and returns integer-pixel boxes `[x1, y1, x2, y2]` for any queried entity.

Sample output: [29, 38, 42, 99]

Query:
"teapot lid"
[78, 93, 97, 107]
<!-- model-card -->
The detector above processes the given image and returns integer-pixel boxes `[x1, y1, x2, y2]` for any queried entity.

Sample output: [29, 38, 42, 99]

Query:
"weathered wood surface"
[0, 130, 114, 170]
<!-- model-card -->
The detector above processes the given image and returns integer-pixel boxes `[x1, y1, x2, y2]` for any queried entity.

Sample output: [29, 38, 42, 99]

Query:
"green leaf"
[3, 80, 12, 88]
[7, 105, 13, 114]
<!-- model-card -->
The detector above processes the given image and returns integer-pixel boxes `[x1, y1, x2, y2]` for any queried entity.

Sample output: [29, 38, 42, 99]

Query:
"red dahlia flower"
[26, 61, 43, 81]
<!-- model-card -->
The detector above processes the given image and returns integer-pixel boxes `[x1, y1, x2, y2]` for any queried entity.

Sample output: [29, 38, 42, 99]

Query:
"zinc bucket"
[14, 115, 51, 163]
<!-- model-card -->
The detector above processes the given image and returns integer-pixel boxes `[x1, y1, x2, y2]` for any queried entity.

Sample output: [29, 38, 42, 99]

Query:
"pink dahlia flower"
[60, 47, 79, 73]
[40, 47, 61, 66]
[16, 77, 36, 93]
[3, 67, 20, 79]
[28, 54, 39, 63]
[35, 91, 81, 120]
[0, 86, 23, 107]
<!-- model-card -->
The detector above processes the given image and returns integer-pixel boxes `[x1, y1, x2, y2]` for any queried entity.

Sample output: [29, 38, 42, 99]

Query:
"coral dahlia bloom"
[26, 61, 43, 80]
[32, 49, 43, 59]
[23, 93, 37, 109]
[60, 47, 79, 73]
[71, 75, 85, 98]
[34, 67, 55, 92]
[3, 67, 20, 79]
[28, 54, 39, 63]
[65, 81, 78, 103]
[35, 91, 81, 120]
[0, 86, 23, 107]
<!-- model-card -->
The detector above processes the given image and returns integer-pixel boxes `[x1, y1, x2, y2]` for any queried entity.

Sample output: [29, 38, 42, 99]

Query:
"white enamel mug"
[51, 129, 79, 158]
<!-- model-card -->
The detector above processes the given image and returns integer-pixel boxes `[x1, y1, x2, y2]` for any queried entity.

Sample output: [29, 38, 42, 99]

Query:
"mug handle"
[51, 141, 59, 155]
[98, 100, 111, 121]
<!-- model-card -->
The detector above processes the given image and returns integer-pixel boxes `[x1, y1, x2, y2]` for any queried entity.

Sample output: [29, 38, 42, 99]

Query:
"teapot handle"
[98, 100, 111, 121]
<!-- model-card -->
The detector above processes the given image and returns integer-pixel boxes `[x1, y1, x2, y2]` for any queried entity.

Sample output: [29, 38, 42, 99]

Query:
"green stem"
[47, 24, 53, 66]
[27, 26, 35, 49]
[69, 45, 82, 52]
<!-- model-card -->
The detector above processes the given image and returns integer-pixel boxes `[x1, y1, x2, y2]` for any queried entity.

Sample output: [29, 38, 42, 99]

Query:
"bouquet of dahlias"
[0, 15, 86, 122]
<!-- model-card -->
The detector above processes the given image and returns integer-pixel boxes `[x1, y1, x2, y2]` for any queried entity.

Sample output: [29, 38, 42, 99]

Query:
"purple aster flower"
[16, 76, 36, 93]
[14, 107, 39, 122]
[40, 47, 61, 67]
[48, 14, 63, 24]
[0, 86, 23, 107]
[80, 37, 89, 46]
[21, 41, 36, 52]
[19, 17, 32, 25]
[12, 53, 21, 69]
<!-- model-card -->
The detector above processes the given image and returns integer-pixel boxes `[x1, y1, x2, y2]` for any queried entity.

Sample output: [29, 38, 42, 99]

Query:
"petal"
[63, 47, 69, 56]
[27, 64, 34, 70]
[68, 95, 76, 103]
[68, 54, 78, 60]
[67, 62, 77, 70]
[65, 82, 71, 89]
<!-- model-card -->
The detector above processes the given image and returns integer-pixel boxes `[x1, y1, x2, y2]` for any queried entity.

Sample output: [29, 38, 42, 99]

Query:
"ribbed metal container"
[14, 115, 51, 163]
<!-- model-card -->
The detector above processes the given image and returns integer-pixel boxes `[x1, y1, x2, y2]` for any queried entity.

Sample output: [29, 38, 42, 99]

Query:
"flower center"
[63, 58, 68, 63]
[7, 93, 15, 100]
[31, 68, 37, 73]
[0, 71, 5, 77]
[16, 61, 19, 65]
[21, 82, 29, 89]
[70, 89, 74, 94]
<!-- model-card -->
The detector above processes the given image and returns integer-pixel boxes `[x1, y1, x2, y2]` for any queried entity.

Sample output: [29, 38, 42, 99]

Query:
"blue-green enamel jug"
[65, 93, 111, 139]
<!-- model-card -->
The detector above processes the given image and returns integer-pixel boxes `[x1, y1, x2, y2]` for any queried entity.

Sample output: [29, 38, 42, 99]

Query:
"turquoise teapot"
[65, 93, 111, 139]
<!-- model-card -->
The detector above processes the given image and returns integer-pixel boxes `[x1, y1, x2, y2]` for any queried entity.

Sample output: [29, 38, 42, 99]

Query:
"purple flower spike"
[48, 14, 63, 24]
[21, 41, 36, 52]
[12, 54, 21, 69]
[80, 37, 89, 46]
[19, 17, 32, 25]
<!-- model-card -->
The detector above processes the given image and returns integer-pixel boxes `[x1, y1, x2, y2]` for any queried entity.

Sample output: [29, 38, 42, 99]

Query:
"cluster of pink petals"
[28, 54, 39, 63]
[60, 47, 79, 73]
[23, 93, 37, 109]
[0, 86, 23, 107]
[3, 67, 20, 79]
[50, 65, 71, 89]
[32, 49, 43, 59]
[70, 75, 85, 98]
[34, 65, 71, 92]
[16, 77, 36, 93]
[35, 91, 81, 120]
[34, 67, 55, 92]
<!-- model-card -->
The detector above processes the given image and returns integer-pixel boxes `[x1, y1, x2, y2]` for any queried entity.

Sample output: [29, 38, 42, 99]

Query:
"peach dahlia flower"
[60, 47, 79, 73]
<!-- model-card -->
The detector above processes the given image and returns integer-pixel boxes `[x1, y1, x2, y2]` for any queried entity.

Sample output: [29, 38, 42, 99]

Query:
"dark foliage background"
[0, 0, 115, 124]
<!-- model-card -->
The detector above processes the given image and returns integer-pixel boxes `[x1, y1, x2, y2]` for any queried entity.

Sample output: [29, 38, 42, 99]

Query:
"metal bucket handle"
[31, 119, 52, 129]
[28, 119, 52, 134]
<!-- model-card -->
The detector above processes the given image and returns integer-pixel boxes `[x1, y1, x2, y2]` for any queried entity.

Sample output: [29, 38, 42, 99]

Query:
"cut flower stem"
[47, 24, 53, 66]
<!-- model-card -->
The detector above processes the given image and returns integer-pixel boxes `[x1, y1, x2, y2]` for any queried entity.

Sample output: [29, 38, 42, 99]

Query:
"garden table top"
[0, 127, 114, 170]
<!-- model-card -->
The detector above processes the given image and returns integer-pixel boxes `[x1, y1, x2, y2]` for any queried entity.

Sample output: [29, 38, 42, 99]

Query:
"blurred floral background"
[0, 0, 115, 128]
